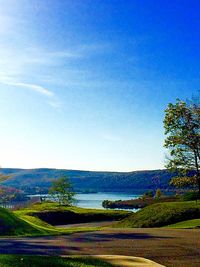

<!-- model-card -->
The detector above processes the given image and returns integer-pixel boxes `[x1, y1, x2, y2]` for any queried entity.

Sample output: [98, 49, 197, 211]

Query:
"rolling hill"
[1, 168, 175, 194]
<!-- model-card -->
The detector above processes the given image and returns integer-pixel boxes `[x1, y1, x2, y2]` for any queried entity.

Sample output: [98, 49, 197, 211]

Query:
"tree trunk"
[198, 175, 200, 195]
[194, 152, 200, 194]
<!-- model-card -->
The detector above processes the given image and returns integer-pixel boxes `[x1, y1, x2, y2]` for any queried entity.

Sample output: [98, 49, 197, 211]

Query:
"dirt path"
[0, 228, 199, 267]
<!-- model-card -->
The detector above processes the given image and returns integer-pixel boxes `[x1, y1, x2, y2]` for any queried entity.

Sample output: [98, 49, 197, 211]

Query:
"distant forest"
[1, 168, 175, 194]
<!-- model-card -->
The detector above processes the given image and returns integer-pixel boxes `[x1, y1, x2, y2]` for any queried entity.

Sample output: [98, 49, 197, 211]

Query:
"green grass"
[17, 213, 100, 235]
[14, 202, 130, 226]
[0, 255, 114, 267]
[114, 201, 200, 228]
[15, 201, 130, 216]
[0, 207, 41, 236]
[0, 202, 130, 236]
[166, 218, 200, 228]
[0, 206, 97, 237]
[3, 201, 129, 236]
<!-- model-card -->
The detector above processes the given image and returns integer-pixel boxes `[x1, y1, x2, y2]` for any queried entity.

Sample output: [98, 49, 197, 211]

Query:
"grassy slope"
[0, 207, 67, 236]
[114, 201, 200, 228]
[11, 202, 131, 236]
[17, 214, 101, 235]
[0, 202, 130, 237]
[16, 201, 130, 215]
[0, 207, 41, 236]
[0, 255, 113, 267]
[15, 202, 130, 224]
[166, 218, 200, 228]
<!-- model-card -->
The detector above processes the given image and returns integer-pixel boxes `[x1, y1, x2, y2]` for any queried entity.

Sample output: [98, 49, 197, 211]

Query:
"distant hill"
[1, 168, 175, 194]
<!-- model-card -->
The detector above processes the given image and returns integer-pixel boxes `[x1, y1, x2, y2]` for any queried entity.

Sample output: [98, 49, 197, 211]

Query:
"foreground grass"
[114, 201, 200, 228]
[0, 255, 114, 267]
[166, 218, 200, 229]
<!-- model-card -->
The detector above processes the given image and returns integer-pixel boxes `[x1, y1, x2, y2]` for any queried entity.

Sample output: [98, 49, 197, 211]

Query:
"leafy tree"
[0, 186, 27, 206]
[144, 190, 154, 198]
[0, 170, 13, 206]
[164, 99, 200, 193]
[155, 189, 162, 199]
[49, 176, 75, 205]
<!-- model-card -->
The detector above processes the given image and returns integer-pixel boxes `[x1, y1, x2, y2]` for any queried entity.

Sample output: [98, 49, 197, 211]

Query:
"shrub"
[182, 191, 200, 201]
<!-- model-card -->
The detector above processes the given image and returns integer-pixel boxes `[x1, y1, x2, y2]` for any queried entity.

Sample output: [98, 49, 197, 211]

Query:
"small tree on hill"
[164, 98, 200, 193]
[143, 190, 154, 198]
[49, 176, 76, 205]
[155, 189, 162, 199]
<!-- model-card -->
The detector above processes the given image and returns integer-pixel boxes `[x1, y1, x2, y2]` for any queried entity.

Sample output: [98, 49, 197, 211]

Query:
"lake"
[29, 192, 141, 210]
[75, 192, 140, 210]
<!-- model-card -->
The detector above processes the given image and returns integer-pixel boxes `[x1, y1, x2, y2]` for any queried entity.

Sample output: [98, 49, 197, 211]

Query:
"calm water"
[75, 192, 140, 210]
[29, 192, 141, 210]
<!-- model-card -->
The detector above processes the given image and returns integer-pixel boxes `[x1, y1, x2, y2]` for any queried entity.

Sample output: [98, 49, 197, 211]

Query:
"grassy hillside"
[0, 202, 130, 236]
[1, 168, 175, 193]
[0, 206, 69, 236]
[114, 201, 200, 228]
[15, 202, 131, 225]
[0, 207, 41, 236]
[0, 255, 113, 267]
[166, 218, 200, 229]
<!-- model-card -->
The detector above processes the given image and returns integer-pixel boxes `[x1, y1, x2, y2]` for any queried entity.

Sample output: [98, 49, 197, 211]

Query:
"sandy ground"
[0, 228, 199, 267]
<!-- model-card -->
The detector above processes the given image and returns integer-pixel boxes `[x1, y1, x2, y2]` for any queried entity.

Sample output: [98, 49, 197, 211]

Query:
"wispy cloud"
[1, 78, 63, 110]
[0, 41, 112, 110]
[1, 79, 54, 97]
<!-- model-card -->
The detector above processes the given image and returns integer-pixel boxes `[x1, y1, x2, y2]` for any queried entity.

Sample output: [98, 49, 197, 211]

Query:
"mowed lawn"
[0, 255, 114, 267]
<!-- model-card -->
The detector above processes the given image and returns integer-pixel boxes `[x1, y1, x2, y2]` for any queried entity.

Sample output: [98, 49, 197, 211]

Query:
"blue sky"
[0, 0, 199, 171]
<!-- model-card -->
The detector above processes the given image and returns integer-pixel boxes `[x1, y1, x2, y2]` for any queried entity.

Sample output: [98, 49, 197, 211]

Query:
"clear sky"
[0, 0, 199, 171]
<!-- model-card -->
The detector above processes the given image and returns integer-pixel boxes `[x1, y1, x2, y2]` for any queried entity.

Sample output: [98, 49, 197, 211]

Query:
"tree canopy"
[164, 98, 200, 193]
[49, 176, 76, 205]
